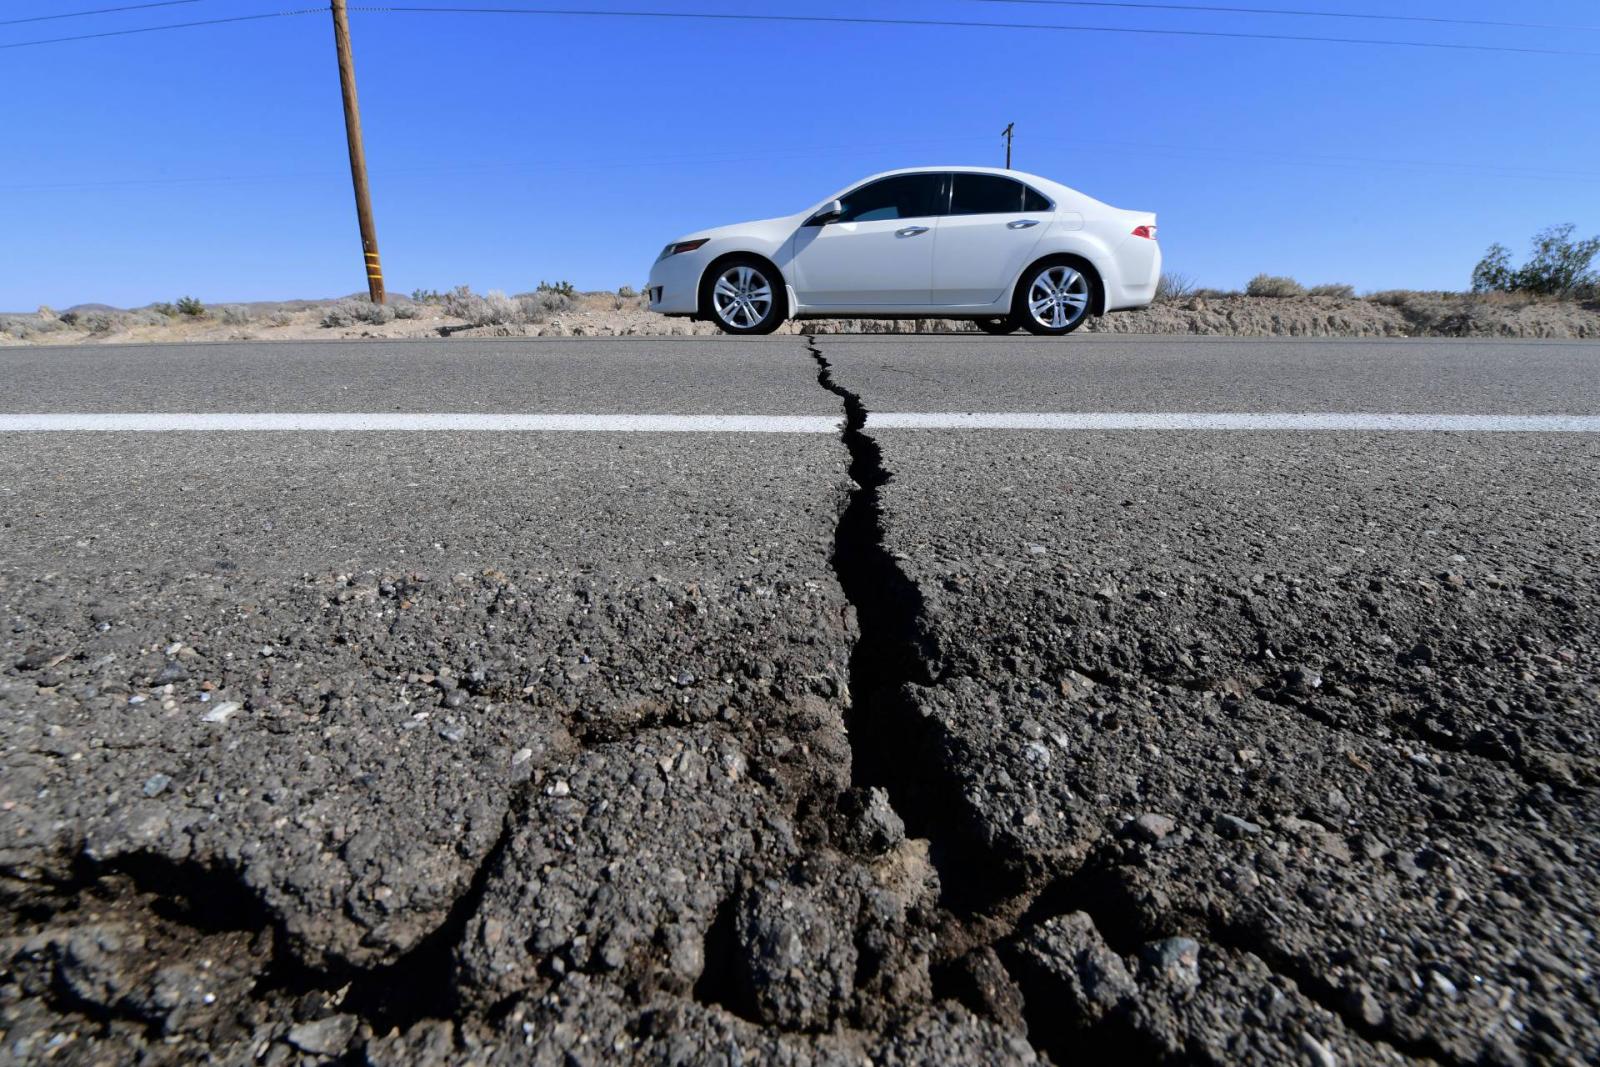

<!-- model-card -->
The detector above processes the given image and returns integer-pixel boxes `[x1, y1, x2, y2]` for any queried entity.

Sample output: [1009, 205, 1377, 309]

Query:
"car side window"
[836, 174, 945, 223]
[1022, 184, 1053, 212]
[950, 173, 1030, 215]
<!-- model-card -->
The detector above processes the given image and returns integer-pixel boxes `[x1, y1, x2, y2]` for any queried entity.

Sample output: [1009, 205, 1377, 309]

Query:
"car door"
[931, 173, 1053, 306]
[789, 173, 945, 308]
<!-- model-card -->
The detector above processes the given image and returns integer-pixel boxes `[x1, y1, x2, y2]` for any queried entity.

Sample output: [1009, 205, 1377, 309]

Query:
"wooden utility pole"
[1002, 122, 1014, 169]
[330, 0, 384, 303]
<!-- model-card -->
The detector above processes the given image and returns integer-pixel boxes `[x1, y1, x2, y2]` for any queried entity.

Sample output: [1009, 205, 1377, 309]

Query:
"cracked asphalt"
[2, 336, 1597, 1065]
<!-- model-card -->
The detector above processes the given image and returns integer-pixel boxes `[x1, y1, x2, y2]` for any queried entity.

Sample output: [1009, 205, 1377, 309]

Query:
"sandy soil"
[4, 290, 1598, 346]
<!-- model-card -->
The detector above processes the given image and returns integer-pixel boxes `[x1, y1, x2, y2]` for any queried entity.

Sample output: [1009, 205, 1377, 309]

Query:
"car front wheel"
[702, 258, 784, 335]
[1015, 261, 1094, 336]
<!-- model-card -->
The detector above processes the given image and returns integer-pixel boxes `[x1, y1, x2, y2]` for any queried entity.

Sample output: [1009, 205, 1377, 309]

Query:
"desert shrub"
[219, 305, 254, 325]
[442, 286, 518, 326]
[175, 295, 205, 317]
[1154, 271, 1197, 303]
[392, 302, 421, 319]
[521, 288, 574, 317]
[321, 299, 394, 327]
[436, 285, 573, 326]
[1245, 274, 1305, 298]
[266, 310, 294, 327]
[617, 284, 637, 299]
[1366, 290, 1419, 307]
[149, 301, 178, 317]
[537, 279, 577, 299]
[1307, 283, 1355, 299]
[410, 288, 444, 304]
[1473, 224, 1600, 298]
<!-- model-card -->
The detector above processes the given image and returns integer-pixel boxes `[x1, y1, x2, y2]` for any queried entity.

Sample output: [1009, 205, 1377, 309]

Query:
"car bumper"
[1106, 238, 1161, 311]
[647, 251, 704, 316]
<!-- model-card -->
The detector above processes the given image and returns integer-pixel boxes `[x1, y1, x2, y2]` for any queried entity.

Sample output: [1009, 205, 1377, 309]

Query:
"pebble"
[1215, 812, 1263, 838]
[200, 701, 241, 724]
[1299, 1032, 1338, 1067]
[1130, 813, 1176, 843]
[1141, 936, 1201, 985]
[437, 724, 466, 742]
[286, 1015, 357, 1057]
[142, 773, 172, 797]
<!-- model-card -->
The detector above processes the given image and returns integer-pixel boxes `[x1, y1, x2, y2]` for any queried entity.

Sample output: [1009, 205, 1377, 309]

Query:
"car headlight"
[660, 238, 710, 259]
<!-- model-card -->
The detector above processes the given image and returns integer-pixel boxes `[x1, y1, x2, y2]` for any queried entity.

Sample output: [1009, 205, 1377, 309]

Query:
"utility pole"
[330, 0, 384, 303]
[1001, 122, 1014, 169]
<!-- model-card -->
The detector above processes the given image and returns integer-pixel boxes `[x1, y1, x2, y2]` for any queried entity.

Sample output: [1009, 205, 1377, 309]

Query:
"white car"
[647, 166, 1159, 336]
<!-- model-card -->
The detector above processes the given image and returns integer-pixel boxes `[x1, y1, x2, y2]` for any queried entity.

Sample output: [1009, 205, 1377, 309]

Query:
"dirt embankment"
[4, 291, 1597, 345]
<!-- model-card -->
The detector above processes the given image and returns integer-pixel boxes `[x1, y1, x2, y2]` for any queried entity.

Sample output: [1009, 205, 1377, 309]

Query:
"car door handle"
[895, 226, 930, 237]
[1008, 219, 1040, 229]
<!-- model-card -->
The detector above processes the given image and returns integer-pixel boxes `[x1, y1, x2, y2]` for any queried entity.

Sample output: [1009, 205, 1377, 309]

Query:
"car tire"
[701, 257, 785, 335]
[1014, 258, 1097, 336]
[972, 318, 1016, 335]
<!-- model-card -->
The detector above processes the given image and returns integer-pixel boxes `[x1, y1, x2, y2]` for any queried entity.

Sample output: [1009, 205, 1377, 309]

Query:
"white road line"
[2, 412, 1599, 433]
[0, 413, 843, 433]
[866, 412, 1600, 432]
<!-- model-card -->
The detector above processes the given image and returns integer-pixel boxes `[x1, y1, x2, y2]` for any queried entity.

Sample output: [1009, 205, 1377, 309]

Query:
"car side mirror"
[806, 200, 845, 226]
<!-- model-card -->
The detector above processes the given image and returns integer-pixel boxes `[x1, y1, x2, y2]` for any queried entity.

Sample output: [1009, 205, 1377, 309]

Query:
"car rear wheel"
[702, 258, 784, 335]
[973, 318, 1015, 335]
[1016, 261, 1093, 336]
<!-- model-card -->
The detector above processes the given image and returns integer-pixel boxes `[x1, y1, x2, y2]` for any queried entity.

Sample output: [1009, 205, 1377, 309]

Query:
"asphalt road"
[2, 336, 1597, 1066]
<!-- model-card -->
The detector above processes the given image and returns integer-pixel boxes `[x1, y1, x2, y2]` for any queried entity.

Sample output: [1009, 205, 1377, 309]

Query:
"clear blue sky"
[3, 0, 1597, 309]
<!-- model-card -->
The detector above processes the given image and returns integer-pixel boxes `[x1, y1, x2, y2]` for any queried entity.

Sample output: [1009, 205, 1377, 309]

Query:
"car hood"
[672, 213, 807, 244]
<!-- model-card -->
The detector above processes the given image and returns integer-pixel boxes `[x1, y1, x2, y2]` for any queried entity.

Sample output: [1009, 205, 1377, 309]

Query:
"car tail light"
[664, 238, 710, 256]
[1131, 224, 1157, 240]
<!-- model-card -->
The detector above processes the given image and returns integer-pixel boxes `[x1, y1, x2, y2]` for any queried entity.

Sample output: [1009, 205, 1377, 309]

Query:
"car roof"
[829, 166, 1096, 208]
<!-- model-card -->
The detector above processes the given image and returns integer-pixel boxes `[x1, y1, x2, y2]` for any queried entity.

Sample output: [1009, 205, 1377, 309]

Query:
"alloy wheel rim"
[1028, 266, 1089, 330]
[712, 265, 773, 329]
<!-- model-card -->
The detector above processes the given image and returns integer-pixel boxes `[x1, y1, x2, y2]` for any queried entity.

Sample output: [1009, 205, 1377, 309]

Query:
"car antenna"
[1001, 122, 1014, 169]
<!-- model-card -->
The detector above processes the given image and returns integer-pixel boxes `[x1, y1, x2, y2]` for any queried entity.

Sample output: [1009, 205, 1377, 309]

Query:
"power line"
[7, 3, 1598, 55]
[0, 1, 203, 27]
[964, 0, 1600, 34]
[346, 6, 1600, 58]
[0, 8, 319, 49]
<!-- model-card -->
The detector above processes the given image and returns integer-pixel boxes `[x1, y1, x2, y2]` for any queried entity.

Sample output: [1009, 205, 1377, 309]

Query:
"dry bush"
[1366, 290, 1418, 307]
[321, 299, 394, 327]
[1246, 274, 1306, 298]
[442, 285, 504, 326]
[617, 285, 637, 299]
[219, 305, 254, 325]
[518, 289, 574, 321]
[440, 285, 573, 326]
[392, 302, 421, 319]
[2, 314, 68, 340]
[1307, 283, 1355, 299]
[1154, 271, 1197, 303]
[1193, 288, 1242, 300]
